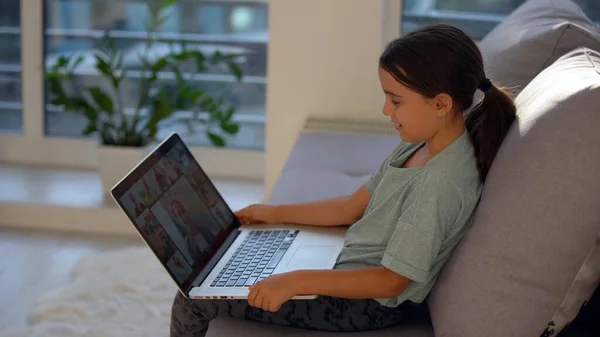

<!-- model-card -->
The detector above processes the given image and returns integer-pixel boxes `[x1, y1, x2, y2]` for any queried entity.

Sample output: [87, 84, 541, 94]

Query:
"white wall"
[265, 0, 401, 199]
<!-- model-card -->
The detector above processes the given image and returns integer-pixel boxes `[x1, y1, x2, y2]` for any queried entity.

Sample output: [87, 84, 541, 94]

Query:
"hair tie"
[478, 77, 492, 92]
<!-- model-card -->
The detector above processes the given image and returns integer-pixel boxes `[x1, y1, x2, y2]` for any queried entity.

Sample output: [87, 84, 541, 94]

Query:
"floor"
[0, 177, 265, 332]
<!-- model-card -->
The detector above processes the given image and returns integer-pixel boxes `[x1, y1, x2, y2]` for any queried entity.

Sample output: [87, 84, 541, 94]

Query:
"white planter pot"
[98, 145, 146, 195]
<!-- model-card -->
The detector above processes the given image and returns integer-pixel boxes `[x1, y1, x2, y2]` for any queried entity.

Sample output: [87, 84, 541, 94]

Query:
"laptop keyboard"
[210, 230, 299, 288]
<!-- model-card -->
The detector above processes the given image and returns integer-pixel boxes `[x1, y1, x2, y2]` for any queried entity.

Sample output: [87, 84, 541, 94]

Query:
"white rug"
[1, 247, 177, 337]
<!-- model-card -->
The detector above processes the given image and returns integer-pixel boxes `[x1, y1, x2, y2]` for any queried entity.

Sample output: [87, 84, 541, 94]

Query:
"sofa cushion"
[480, 0, 600, 95]
[269, 132, 399, 205]
[268, 168, 370, 205]
[207, 317, 434, 337]
[428, 47, 600, 337]
[279, 132, 399, 177]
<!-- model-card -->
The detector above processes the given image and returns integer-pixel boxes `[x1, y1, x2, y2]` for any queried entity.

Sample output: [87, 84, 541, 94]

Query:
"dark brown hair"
[379, 24, 516, 181]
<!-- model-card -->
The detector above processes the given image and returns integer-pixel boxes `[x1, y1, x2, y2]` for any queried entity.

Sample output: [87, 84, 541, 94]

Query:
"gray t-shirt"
[334, 131, 483, 307]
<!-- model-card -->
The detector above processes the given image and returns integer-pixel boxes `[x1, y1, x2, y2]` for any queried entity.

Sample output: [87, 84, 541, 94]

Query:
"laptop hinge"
[187, 228, 241, 294]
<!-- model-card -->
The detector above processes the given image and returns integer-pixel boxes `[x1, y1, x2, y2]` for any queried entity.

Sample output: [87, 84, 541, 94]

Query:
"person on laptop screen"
[170, 24, 516, 336]
[170, 199, 213, 261]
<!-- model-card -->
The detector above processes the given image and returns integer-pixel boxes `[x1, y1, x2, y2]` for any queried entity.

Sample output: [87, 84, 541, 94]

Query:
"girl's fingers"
[265, 300, 275, 312]
[268, 300, 278, 312]
[257, 292, 266, 310]
[248, 287, 259, 307]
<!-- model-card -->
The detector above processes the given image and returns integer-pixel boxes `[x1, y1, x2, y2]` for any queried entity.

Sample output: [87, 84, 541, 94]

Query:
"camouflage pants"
[170, 291, 426, 337]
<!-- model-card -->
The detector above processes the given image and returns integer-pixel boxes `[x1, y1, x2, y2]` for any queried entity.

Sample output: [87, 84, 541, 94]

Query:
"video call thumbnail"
[155, 178, 221, 265]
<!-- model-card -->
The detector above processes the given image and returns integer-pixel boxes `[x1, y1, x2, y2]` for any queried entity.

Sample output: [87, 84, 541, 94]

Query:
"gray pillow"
[428, 47, 600, 337]
[480, 0, 600, 95]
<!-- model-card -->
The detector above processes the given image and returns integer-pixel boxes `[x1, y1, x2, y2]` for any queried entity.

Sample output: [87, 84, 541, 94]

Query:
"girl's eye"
[391, 100, 400, 106]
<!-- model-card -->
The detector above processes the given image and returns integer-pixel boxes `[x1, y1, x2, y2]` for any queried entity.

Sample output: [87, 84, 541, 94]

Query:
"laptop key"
[226, 280, 237, 287]
[236, 278, 248, 287]
[267, 250, 287, 269]
[245, 277, 258, 286]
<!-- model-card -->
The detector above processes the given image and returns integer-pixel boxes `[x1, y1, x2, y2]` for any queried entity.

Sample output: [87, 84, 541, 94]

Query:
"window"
[401, 0, 600, 39]
[0, 1, 22, 134]
[44, 0, 267, 150]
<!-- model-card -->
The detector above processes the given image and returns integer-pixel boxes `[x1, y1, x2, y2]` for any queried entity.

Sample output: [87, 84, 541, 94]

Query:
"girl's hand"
[234, 204, 278, 225]
[248, 272, 298, 312]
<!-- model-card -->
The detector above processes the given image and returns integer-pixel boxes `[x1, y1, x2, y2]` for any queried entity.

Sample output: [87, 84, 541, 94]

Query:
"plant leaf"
[87, 86, 114, 114]
[173, 49, 197, 62]
[220, 121, 239, 135]
[227, 62, 243, 82]
[69, 98, 98, 120]
[190, 90, 205, 104]
[152, 57, 168, 73]
[55, 55, 70, 68]
[176, 86, 192, 108]
[222, 107, 235, 122]
[94, 53, 113, 78]
[156, 14, 170, 28]
[201, 97, 215, 111]
[115, 52, 124, 71]
[207, 132, 225, 147]
[144, 90, 174, 139]
[45, 71, 68, 80]
[47, 78, 67, 98]
[194, 52, 207, 72]
[49, 96, 66, 106]
[119, 117, 128, 134]
[166, 56, 184, 82]
[82, 123, 98, 135]
[69, 55, 85, 72]
[210, 50, 223, 65]
[158, 0, 177, 11]
[101, 128, 116, 146]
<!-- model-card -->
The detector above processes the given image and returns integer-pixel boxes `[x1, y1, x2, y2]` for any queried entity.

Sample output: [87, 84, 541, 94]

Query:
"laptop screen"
[112, 133, 239, 292]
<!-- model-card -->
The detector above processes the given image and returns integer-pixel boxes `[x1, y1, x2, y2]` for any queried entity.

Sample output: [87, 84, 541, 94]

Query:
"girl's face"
[378, 67, 450, 143]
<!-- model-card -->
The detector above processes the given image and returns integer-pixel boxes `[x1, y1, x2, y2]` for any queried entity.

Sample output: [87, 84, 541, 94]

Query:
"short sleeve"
[364, 143, 405, 193]
[381, 173, 463, 282]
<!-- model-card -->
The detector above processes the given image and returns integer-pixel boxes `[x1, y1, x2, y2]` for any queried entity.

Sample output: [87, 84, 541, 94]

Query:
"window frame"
[0, 0, 265, 181]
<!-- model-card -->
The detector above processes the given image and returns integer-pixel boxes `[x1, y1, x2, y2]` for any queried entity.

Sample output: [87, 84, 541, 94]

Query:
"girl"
[170, 24, 516, 336]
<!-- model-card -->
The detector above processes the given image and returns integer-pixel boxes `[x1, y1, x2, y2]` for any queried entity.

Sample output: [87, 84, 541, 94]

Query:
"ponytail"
[465, 83, 516, 181]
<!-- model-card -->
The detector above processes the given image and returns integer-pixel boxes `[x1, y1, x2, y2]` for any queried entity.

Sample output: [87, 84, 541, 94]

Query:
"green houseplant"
[46, 0, 244, 192]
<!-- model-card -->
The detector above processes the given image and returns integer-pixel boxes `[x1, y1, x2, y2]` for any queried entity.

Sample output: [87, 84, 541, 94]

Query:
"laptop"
[111, 133, 346, 299]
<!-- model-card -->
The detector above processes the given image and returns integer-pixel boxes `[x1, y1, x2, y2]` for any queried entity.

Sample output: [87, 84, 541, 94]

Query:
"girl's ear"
[431, 93, 454, 117]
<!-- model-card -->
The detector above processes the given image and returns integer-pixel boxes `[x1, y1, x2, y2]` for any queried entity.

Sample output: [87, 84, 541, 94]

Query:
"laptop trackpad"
[285, 245, 337, 269]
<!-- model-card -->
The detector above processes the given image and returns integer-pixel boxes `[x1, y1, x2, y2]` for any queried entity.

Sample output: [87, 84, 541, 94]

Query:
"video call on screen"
[119, 141, 234, 284]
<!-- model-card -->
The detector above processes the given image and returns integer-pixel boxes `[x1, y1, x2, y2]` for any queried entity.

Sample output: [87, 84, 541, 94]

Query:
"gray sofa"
[205, 1, 600, 336]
